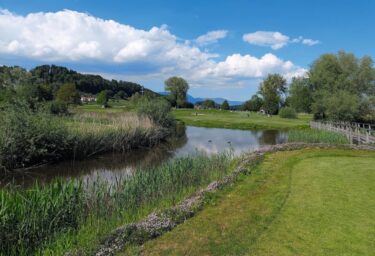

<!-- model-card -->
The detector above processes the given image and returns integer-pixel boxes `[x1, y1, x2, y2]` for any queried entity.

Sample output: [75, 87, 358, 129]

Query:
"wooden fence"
[310, 121, 375, 145]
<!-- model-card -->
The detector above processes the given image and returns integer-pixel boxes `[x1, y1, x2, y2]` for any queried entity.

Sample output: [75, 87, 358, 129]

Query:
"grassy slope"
[137, 149, 375, 256]
[174, 109, 311, 130]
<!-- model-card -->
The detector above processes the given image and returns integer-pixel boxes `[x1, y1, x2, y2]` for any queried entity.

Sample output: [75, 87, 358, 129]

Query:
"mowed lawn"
[135, 149, 375, 256]
[174, 109, 311, 130]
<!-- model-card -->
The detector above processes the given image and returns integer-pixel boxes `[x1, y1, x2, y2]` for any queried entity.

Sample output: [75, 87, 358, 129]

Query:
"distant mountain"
[159, 92, 243, 106]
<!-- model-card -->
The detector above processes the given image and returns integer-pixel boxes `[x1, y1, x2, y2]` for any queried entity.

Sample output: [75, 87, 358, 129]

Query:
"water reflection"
[0, 126, 287, 187]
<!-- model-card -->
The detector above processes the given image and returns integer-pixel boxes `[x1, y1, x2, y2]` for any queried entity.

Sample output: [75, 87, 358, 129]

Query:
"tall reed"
[0, 152, 232, 255]
[288, 129, 349, 144]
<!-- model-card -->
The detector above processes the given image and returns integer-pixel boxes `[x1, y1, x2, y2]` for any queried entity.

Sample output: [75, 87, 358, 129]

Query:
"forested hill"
[0, 64, 151, 97]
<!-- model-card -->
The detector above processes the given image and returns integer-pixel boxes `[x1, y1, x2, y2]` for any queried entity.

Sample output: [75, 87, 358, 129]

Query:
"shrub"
[279, 107, 297, 119]
[0, 101, 69, 170]
[50, 100, 69, 115]
[136, 97, 175, 127]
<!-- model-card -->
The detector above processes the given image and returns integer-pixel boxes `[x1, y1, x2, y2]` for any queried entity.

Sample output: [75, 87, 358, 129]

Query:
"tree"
[114, 90, 128, 100]
[288, 77, 312, 113]
[221, 100, 230, 110]
[242, 95, 263, 111]
[164, 76, 189, 108]
[55, 83, 80, 104]
[201, 99, 216, 109]
[96, 90, 109, 107]
[309, 51, 375, 121]
[259, 74, 287, 115]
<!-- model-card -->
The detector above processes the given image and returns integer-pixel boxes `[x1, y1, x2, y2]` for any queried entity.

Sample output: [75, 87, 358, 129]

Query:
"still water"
[0, 126, 287, 186]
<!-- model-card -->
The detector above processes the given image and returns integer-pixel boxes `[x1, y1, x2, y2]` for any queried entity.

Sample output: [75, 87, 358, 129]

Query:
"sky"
[0, 0, 374, 100]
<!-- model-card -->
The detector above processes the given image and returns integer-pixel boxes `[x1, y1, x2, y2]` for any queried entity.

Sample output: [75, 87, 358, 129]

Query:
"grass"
[174, 109, 311, 130]
[288, 128, 349, 144]
[0, 152, 233, 255]
[76, 99, 135, 113]
[137, 148, 375, 255]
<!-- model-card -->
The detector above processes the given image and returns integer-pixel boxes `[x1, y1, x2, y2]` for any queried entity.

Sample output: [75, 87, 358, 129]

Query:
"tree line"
[242, 51, 375, 122]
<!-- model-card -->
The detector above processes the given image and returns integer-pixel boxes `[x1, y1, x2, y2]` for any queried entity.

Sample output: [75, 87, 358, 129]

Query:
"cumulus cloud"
[243, 31, 290, 50]
[0, 9, 306, 88]
[243, 31, 320, 49]
[195, 30, 228, 45]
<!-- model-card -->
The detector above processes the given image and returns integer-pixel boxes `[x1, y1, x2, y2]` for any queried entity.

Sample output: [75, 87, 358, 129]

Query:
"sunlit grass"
[173, 109, 311, 130]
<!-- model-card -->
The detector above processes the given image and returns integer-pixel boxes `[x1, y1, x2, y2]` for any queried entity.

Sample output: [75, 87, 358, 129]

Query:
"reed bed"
[0, 108, 167, 170]
[0, 152, 233, 255]
[288, 129, 349, 144]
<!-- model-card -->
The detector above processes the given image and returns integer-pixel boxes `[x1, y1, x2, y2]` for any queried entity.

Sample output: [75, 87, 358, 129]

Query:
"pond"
[0, 126, 287, 187]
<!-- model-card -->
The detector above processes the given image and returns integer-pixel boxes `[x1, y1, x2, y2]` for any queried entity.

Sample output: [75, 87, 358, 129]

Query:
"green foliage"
[0, 181, 84, 255]
[242, 95, 264, 111]
[0, 101, 69, 170]
[259, 74, 287, 114]
[309, 51, 375, 121]
[279, 107, 297, 119]
[1, 153, 232, 255]
[49, 100, 69, 115]
[288, 129, 349, 144]
[135, 96, 174, 127]
[164, 76, 189, 108]
[221, 100, 230, 110]
[287, 77, 312, 113]
[55, 83, 80, 105]
[96, 90, 109, 106]
[198, 99, 217, 109]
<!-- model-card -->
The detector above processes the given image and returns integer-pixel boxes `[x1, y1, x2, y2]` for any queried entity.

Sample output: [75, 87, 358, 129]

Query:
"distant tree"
[114, 90, 128, 100]
[242, 95, 264, 111]
[221, 100, 230, 110]
[55, 83, 80, 105]
[96, 90, 109, 107]
[288, 77, 312, 113]
[259, 74, 287, 115]
[200, 99, 216, 109]
[164, 76, 189, 108]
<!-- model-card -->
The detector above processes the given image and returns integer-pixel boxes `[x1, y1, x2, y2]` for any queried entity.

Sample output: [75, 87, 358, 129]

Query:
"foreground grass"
[0, 153, 233, 255]
[174, 109, 311, 130]
[137, 148, 375, 255]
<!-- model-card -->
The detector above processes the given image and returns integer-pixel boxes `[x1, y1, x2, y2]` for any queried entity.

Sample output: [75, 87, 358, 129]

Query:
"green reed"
[1, 152, 233, 255]
[288, 129, 349, 144]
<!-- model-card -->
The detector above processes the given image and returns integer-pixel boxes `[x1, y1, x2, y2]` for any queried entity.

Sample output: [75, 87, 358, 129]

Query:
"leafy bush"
[0, 101, 69, 170]
[49, 100, 69, 115]
[279, 107, 297, 119]
[136, 97, 175, 127]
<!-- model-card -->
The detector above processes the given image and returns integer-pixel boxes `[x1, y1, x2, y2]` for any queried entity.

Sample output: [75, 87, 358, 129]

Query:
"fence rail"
[310, 121, 375, 145]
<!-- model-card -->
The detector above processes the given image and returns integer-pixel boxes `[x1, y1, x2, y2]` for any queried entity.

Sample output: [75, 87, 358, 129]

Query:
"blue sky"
[0, 0, 374, 100]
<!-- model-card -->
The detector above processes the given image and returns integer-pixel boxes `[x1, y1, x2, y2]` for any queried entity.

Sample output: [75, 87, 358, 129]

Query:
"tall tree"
[221, 100, 230, 110]
[164, 76, 189, 108]
[242, 95, 263, 111]
[309, 51, 375, 121]
[55, 83, 80, 105]
[259, 74, 287, 115]
[288, 77, 312, 113]
[96, 90, 109, 107]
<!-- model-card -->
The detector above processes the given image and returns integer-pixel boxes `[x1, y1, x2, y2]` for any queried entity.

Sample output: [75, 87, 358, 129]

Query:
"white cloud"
[195, 30, 228, 45]
[0, 9, 306, 89]
[302, 38, 320, 46]
[243, 31, 320, 49]
[243, 31, 290, 50]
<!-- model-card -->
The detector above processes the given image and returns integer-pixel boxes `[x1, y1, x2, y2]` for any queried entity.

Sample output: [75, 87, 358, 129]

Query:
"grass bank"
[0, 153, 233, 255]
[138, 148, 375, 255]
[0, 104, 168, 170]
[174, 109, 311, 130]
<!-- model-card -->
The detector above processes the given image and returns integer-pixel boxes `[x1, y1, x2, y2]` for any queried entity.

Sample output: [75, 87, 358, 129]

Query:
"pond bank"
[101, 143, 375, 255]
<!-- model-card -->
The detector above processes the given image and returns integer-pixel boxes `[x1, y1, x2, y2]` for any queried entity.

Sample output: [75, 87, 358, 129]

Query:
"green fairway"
[173, 109, 312, 130]
[137, 148, 375, 256]
[76, 99, 135, 113]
